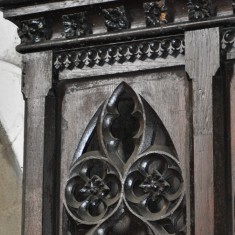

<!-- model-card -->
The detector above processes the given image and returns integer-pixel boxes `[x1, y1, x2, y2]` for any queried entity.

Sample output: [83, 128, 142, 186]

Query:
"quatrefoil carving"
[64, 82, 186, 235]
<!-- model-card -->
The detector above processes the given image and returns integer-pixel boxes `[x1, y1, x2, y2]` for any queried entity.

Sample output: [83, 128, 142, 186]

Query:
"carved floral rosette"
[64, 82, 186, 235]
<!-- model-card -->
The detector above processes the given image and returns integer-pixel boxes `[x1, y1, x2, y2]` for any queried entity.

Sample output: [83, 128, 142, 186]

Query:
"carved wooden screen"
[3, 0, 234, 234]
[59, 70, 191, 235]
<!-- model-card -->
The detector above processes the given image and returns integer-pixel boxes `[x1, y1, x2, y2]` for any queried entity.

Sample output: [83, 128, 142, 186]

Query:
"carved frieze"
[62, 12, 92, 38]
[143, 1, 168, 27]
[54, 36, 185, 71]
[187, 0, 215, 21]
[17, 17, 51, 43]
[64, 82, 186, 235]
[102, 6, 130, 31]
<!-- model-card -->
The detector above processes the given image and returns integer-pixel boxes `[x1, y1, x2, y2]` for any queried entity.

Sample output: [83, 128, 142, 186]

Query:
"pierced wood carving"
[62, 13, 92, 38]
[54, 36, 185, 71]
[187, 0, 214, 21]
[102, 6, 130, 31]
[143, 1, 168, 27]
[64, 82, 186, 235]
[17, 17, 51, 43]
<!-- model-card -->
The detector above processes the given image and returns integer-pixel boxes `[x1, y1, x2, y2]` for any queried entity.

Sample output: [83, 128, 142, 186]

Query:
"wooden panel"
[185, 28, 220, 235]
[58, 68, 191, 234]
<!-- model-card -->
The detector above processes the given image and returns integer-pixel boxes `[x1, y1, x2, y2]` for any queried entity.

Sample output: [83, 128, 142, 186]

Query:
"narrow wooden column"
[22, 52, 52, 235]
[185, 28, 220, 235]
[229, 63, 235, 235]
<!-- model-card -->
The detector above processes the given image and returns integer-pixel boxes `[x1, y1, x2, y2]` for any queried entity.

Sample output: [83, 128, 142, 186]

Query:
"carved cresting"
[64, 83, 186, 235]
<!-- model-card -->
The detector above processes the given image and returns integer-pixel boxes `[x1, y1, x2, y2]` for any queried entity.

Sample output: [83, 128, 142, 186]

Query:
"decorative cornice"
[187, 0, 215, 21]
[62, 13, 92, 39]
[54, 36, 185, 71]
[143, 1, 168, 27]
[17, 17, 51, 43]
[102, 6, 130, 32]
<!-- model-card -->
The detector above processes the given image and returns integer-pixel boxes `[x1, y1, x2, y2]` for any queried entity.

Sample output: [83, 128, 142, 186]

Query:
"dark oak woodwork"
[185, 28, 220, 235]
[0, 0, 234, 235]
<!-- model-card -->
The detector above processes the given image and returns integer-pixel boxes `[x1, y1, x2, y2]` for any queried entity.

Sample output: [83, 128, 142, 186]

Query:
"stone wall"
[0, 11, 23, 235]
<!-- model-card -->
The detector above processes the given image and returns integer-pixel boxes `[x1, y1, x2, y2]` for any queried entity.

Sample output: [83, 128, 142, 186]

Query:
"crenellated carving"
[17, 17, 51, 43]
[62, 12, 92, 38]
[64, 82, 186, 235]
[54, 36, 185, 71]
[187, 0, 215, 21]
[102, 6, 130, 31]
[143, 1, 168, 27]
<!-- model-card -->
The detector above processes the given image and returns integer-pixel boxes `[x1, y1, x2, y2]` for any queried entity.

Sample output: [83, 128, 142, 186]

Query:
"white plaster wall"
[0, 11, 24, 169]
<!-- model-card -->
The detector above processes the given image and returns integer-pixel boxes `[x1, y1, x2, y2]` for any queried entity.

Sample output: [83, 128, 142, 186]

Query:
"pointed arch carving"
[64, 82, 186, 235]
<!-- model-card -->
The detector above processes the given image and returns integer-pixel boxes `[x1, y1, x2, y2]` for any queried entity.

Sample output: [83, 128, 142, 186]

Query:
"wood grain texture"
[59, 56, 185, 80]
[230, 63, 235, 235]
[23, 98, 46, 235]
[58, 68, 191, 234]
[4, 0, 118, 17]
[22, 51, 52, 99]
[185, 28, 220, 235]
[22, 51, 53, 235]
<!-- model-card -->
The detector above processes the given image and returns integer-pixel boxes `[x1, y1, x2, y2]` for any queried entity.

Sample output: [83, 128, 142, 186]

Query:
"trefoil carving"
[64, 82, 186, 235]
[62, 12, 92, 38]
[143, 1, 168, 27]
[102, 6, 130, 32]
[17, 17, 51, 43]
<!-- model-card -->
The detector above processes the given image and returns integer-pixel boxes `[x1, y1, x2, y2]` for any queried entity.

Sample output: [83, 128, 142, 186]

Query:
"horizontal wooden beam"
[15, 15, 235, 54]
[3, 0, 118, 18]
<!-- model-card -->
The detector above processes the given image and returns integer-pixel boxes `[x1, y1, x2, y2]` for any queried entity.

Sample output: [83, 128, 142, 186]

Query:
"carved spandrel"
[63, 82, 186, 235]
[17, 17, 51, 43]
[143, 1, 168, 27]
[62, 12, 92, 39]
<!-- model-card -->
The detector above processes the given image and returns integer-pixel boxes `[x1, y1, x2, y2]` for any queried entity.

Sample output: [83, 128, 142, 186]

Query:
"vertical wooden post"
[22, 52, 52, 235]
[185, 28, 220, 235]
[228, 62, 235, 235]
